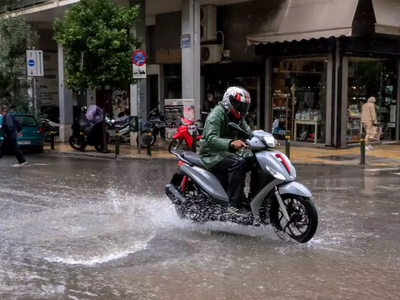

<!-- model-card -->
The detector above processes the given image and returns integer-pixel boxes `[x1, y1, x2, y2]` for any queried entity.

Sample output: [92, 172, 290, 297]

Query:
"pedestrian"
[0, 105, 27, 166]
[361, 97, 377, 151]
[201, 93, 216, 125]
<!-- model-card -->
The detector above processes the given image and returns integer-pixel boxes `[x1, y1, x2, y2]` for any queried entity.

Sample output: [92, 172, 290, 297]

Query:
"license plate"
[18, 141, 31, 145]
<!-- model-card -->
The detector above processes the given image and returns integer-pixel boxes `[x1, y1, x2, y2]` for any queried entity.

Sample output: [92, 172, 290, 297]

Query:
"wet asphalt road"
[0, 154, 399, 300]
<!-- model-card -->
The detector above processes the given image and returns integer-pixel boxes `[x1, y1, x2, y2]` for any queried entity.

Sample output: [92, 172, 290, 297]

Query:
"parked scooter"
[168, 117, 203, 153]
[137, 108, 166, 148]
[165, 122, 319, 244]
[108, 115, 130, 143]
[69, 105, 110, 152]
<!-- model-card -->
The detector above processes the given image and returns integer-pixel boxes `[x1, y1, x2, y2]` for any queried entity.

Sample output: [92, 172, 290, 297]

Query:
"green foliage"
[0, 15, 38, 112]
[53, 0, 141, 91]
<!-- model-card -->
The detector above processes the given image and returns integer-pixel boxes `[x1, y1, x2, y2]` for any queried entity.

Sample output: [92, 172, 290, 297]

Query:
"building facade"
[2, 0, 400, 147]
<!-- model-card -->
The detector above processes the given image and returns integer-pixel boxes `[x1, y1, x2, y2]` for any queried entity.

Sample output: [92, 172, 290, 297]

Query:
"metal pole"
[79, 131, 84, 151]
[285, 135, 290, 159]
[192, 130, 197, 153]
[146, 128, 152, 156]
[50, 131, 55, 150]
[115, 129, 120, 156]
[137, 85, 141, 154]
[33, 77, 37, 118]
[360, 133, 366, 165]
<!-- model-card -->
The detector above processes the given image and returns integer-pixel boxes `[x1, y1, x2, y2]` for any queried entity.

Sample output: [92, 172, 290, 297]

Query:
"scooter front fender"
[278, 182, 312, 198]
[172, 132, 182, 139]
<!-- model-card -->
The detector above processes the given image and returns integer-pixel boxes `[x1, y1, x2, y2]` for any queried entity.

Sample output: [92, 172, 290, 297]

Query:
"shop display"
[347, 60, 398, 142]
[164, 99, 194, 141]
[272, 58, 327, 144]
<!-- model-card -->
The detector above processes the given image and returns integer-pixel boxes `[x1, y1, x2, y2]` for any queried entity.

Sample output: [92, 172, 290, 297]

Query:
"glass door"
[347, 58, 398, 143]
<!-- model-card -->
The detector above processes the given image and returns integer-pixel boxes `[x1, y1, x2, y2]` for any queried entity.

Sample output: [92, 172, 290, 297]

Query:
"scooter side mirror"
[228, 122, 252, 139]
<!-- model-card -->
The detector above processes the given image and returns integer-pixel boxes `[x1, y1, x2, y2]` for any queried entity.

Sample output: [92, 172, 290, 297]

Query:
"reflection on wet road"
[0, 155, 399, 299]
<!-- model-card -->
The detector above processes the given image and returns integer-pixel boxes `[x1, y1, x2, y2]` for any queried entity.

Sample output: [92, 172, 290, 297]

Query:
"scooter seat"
[182, 152, 206, 169]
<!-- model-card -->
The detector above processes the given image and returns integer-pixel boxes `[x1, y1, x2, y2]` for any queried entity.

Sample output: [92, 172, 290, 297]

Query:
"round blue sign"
[132, 50, 147, 66]
[28, 59, 35, 67]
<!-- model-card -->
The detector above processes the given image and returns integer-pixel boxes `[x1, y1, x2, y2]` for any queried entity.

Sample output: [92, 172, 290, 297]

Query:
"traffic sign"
[132, 50, 147, 79]
[26, 50, 44, 77]
[132, 50, 147, 66]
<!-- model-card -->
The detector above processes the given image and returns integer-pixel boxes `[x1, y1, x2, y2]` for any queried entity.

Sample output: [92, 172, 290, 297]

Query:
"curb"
[44, 150, 373, 167]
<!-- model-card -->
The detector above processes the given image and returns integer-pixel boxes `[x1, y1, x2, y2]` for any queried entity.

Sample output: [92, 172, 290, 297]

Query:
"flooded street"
[0, 155, 399, 300]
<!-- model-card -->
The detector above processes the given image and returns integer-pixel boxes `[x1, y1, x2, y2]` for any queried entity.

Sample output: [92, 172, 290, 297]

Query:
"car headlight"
[266, 165, 286, 180]
[263, 136, 276, 148]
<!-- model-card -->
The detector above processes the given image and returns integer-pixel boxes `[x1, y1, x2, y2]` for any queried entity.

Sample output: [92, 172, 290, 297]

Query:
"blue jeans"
[0, 138, 26, 164]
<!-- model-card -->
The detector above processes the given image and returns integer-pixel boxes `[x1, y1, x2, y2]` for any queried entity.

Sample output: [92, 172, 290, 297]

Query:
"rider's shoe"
[228, 206, 250, 217]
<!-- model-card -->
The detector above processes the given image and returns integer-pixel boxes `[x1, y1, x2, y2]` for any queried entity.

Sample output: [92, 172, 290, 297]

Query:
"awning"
[246, 0, 359, 45]
[372, 0, 400, 35]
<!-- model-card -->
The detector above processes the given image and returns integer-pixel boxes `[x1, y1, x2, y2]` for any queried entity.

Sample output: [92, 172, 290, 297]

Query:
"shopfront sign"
[181, 34, 191, 49]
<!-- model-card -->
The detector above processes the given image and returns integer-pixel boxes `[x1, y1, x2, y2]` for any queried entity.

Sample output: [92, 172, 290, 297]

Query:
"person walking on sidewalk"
[0, 105, 27, 166]
[361, 97, 377, 151]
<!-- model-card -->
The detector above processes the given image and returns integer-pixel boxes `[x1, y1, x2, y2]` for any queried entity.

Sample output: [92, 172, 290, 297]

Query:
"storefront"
[247, 0, 400, 148]
[202, 62, 264, 129]
[271, 57, 328, 144]
[346, 57, 398, 143]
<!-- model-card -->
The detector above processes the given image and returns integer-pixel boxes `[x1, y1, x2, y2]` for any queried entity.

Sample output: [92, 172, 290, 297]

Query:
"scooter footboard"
[278, 182, 312, 198]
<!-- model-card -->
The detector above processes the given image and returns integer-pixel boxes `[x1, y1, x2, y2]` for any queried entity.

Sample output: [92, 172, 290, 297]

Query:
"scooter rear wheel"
[69, 136, 86, 152]
[270, 195, 318, 244]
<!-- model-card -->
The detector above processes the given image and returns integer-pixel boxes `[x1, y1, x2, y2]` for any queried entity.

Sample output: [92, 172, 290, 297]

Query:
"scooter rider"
[199, 87, 259, 217]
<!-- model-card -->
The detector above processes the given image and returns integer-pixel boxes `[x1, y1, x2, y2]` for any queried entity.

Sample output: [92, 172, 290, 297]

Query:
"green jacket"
[199, 104, 252, 169]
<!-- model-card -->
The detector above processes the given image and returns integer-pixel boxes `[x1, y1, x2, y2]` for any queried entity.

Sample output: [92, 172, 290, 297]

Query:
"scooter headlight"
[263, 136, 276, 148]
[266, 165, 286, 181]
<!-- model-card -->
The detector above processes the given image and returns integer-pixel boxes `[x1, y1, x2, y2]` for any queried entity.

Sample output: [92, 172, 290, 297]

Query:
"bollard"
[79, 131, 84, 151]
[360, 133, 366, 165]
[192, 130, 197, 153]
[285, 135, 290, 159]
[146, 129, 152, 156]
[50, 131, 55, 150]
[115, 129, 120, 156]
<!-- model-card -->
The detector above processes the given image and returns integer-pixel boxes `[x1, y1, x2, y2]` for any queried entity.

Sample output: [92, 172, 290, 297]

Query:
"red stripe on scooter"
[275, 153, 290, 175]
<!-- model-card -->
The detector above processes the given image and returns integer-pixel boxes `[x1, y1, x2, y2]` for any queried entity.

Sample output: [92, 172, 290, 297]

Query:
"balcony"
[1, 0, 54, 14]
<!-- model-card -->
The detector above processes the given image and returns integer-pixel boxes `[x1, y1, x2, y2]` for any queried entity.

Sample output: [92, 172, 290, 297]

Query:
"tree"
[53, 0, 141, 91]
[0, 13, 38, 112]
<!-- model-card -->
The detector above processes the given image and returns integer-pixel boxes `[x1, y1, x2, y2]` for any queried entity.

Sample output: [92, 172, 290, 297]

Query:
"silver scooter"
[165, 122, 318, 243]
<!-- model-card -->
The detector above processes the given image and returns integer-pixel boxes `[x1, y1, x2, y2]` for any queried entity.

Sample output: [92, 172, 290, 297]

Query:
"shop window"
[347, 59, 398, 143]
[272, 57, 327, 144]
[205, 76, 260, 129]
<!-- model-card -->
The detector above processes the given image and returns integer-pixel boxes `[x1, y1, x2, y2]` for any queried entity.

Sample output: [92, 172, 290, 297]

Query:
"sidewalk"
[43, 142, 400, 167]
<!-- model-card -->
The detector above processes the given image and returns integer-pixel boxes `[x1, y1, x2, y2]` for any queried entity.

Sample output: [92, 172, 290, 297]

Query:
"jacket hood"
[367, 97, 376, 104]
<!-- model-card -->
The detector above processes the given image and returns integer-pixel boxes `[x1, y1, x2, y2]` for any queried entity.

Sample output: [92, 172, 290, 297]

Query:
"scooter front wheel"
[270, 195, 318, 244]
[168, 138, 184, 153]
[137, 131, 156, 148]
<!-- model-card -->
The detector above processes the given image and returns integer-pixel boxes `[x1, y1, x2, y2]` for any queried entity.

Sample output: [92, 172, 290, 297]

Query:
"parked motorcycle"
[168, 117, 203, 153]
[69, 105, 110, 152]
[137, 108, 166, 148]
[41, 118, 59, 143]
[108, 115, 130, 144]
[165, 122, 319, 244]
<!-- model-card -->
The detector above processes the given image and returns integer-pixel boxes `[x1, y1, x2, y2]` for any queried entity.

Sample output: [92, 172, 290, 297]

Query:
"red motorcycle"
[168, 117, 202, 153]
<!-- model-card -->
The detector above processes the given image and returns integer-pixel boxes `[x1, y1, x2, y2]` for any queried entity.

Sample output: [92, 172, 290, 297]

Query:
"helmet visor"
[232, 100, 250, 118]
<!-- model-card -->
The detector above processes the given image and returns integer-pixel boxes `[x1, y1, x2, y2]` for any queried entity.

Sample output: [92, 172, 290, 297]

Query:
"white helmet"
[221, 87, 251, 119]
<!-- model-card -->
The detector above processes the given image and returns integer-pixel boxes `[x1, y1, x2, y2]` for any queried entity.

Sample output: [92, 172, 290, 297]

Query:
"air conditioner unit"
[201, 45, 222, 64]
[200, 5, 217, 42]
